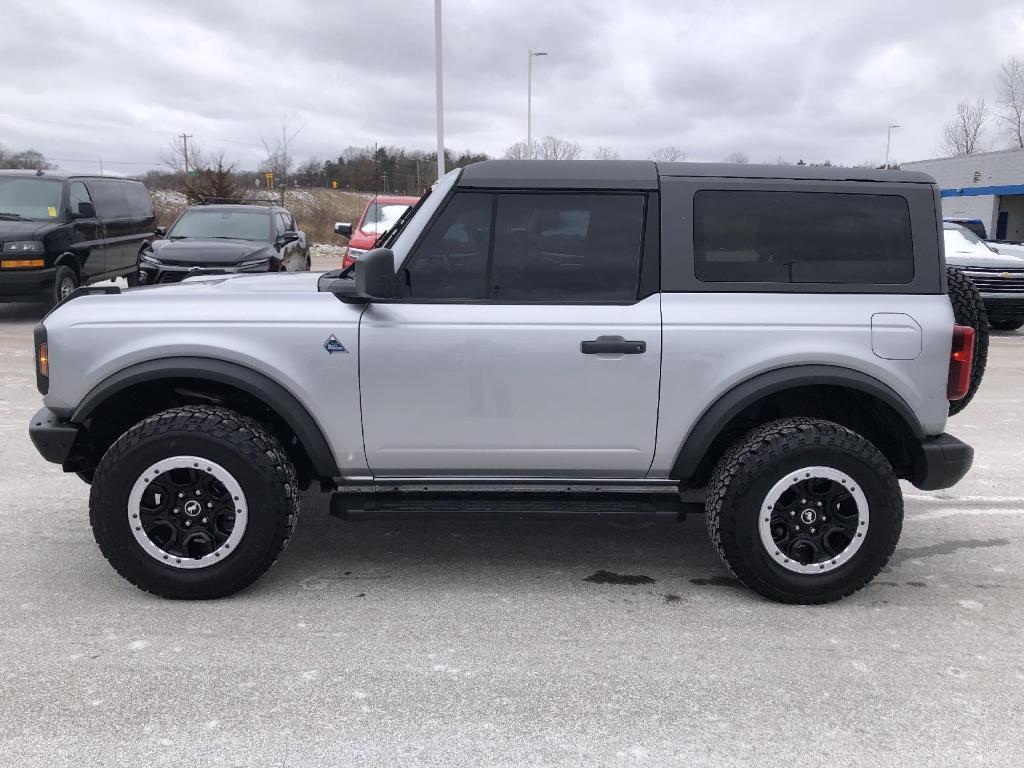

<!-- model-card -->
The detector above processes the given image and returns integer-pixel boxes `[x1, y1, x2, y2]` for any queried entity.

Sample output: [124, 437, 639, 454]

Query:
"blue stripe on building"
[940, 184, 1024, 198]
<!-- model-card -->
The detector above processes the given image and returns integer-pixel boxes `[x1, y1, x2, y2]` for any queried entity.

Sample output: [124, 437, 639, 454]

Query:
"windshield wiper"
[0, 211, 27, 221]
[374, 189, 432, 250]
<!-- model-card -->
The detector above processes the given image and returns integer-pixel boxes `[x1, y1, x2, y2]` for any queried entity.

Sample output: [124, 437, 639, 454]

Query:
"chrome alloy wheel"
[759, 466, 869, 575]
[127, 456, 247, 569]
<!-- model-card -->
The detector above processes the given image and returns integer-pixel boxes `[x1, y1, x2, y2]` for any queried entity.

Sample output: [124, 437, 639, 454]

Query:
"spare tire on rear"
[945, 265, 988, 416]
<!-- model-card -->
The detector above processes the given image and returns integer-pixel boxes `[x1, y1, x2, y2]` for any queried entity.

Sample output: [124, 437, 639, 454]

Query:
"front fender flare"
[71, 357, 339, 479]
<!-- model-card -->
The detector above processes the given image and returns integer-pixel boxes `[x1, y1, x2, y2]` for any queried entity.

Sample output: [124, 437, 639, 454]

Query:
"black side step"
[329, 491, 694, 521]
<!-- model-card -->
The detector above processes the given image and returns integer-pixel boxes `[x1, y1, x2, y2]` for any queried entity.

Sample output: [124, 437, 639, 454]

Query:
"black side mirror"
[74, 201, 96, 219]
[276, 231, 300, 248]
[355, 247, 397, 300]
[155, 226, 167, 238]
[334, 222, 353, 237]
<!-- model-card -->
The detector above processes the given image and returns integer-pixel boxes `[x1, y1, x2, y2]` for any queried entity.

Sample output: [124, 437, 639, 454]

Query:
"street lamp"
[885, 124, 901, 170]
[527, 49, 548, 159]
[434, 0, 445, 178]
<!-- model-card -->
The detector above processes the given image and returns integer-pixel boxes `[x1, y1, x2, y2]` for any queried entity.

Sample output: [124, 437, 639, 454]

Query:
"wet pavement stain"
[892, 538, 1010, 566]
[584, 570, 656, 585]
[906, 581, 927, 588]
[663, 593, 682, 603]
[689, 576, 743, 588]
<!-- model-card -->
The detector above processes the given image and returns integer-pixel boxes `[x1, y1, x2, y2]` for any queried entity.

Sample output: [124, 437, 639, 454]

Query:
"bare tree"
[996, 57, 1024, 149]
[649, 146, 686, 162]
[0, 145, 53, 170]
[261, 115, 304, 201]
[503, 136, 582, 160]
[942, 98, 988, 156]
[592, 146, 621, 160]
[723, 151, 750, 164]
[162, 139, 242, 203]
[764, 155, 794, 165]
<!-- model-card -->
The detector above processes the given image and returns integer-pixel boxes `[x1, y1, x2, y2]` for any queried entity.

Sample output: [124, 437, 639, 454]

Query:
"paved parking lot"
[1, 298, 1022, 767]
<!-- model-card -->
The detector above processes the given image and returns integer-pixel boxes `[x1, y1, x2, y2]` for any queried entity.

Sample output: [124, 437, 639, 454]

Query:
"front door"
[359, 189, 661, 479]
[67, 181, 106, 280]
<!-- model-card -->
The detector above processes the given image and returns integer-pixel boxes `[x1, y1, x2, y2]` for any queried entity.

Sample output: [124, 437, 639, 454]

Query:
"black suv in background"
[139, 203, 309, 284]
[0, 170, 156, 305]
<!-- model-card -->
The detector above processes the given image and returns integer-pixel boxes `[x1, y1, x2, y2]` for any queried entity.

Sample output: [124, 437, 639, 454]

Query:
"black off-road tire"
[946, 265, 988, 415]
[705, 418, 903, 604]
[89, 406, 299, 599]
[51, 265, 79, 306]
[989, 318, 1023, 332]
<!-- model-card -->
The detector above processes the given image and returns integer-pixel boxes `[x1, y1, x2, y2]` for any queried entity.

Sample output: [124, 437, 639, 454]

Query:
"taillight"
[947, 324, 975, 401]
[341, 248, 355, 269]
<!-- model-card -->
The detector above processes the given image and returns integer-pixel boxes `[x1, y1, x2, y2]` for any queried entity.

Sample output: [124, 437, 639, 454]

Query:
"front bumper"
[0, 267, 54, 299]
[139, 261, 272, 285]
[29, 406, 81, 465]
[978, 293, 1024, 320]
[910, 433, 973, 491]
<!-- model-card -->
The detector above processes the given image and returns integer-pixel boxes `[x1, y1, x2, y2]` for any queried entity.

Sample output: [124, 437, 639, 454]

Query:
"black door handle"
[581, 335, 646, 355]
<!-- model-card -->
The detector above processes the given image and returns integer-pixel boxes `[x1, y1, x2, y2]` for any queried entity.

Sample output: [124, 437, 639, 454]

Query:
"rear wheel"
[705, 418, 903, 604]
[89, 406, 299, 599]
[945, 266, 988, 415]
[989, 318, 1023, 332]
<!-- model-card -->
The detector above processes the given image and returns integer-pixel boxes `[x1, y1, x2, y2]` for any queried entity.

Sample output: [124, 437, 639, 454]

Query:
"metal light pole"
[434, 0, 445, 178]
[885, 124, 901, 170]
[527, 49, 548, 159]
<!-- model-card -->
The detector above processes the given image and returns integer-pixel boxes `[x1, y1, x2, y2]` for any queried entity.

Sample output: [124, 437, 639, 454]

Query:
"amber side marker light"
[37, 342, 49, 378]
[1, 259, 45, 269]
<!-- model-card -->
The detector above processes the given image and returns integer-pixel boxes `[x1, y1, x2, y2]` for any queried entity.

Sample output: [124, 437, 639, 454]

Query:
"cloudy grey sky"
[2, 0, 1022, 174]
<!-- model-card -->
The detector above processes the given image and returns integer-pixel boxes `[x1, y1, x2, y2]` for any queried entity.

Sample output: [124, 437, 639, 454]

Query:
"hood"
[129, 270, 324, 295]
[992, 242, 1024, 259]
[150, 238, 276, 265]
[0, 219, 60, 240]
[946, 249, 1024, 270]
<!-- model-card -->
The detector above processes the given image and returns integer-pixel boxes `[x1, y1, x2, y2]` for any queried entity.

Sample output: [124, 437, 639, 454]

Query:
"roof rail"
[195, 196, 278, 207]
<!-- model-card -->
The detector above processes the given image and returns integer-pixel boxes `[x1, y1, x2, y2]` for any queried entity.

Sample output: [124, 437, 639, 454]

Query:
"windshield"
[0, 177, 64, 221]
[168, 209, 271, 241]
[359, 202, 412, 234]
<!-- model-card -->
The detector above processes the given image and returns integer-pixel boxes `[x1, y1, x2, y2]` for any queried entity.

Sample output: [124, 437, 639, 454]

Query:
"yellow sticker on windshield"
[47, 206, 57, 218]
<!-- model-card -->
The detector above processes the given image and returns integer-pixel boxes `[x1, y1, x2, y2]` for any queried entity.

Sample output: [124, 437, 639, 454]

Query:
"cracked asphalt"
[1, 298, 1022, 767]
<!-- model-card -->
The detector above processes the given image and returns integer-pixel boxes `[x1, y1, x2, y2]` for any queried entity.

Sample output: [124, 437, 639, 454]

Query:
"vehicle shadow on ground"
[257, 491, 735, 595]
[0, 303, 47, 323]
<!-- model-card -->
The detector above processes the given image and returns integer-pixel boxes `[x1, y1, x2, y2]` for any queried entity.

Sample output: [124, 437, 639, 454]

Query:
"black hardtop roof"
[457, 159, 935, 189]
[0, 169, 145, 182]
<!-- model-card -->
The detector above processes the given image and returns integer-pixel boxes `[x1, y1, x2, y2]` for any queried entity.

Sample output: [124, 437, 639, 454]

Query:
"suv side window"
[86, 179, 129, 220]
[67, 181, 94, 218]
[404, 193, 491, 300]
[490, 193, 644, 301]
[275, 213, 291, 236]
[693, 190, 915, 284]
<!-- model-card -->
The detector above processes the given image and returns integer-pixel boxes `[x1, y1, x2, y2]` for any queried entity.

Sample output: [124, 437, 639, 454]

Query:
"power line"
[0, 111, 266, 151]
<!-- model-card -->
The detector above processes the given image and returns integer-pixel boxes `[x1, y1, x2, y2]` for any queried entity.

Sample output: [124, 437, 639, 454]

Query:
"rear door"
[358, 189, 662, 479]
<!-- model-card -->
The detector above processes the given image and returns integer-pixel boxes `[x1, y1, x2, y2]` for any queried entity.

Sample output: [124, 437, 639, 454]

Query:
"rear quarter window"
[693, 190, 915, 284]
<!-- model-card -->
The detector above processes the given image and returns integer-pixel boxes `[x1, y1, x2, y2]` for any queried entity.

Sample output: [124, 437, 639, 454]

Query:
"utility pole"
[434, 0, 445, 179]
[527, 49, 548, 159]
[884, 124, 900, 170]
[179, 133, 193, 175]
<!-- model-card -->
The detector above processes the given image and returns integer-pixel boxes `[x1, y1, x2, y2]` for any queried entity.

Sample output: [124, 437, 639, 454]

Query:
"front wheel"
[705, 418, 903, 604]
[51, 265, 79, 306]
[89, 406, 299, 599]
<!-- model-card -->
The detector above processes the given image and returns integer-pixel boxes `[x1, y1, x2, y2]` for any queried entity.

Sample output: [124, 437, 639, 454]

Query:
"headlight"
[238, 257, 271, 270]
[3, 241, 45, 254]
[140, 251, 161, 265]
[348, 248, 367, 259]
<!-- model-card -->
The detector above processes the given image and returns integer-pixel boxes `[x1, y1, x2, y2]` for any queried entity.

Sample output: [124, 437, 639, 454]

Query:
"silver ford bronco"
[28, 160, 981, 603]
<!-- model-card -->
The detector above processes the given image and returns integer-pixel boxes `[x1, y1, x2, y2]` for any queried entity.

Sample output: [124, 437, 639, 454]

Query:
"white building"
[902, 148, 1024, 241]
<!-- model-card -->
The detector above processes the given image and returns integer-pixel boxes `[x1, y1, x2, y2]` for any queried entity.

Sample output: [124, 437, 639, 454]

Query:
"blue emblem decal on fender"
[324, 334, 348, 354]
